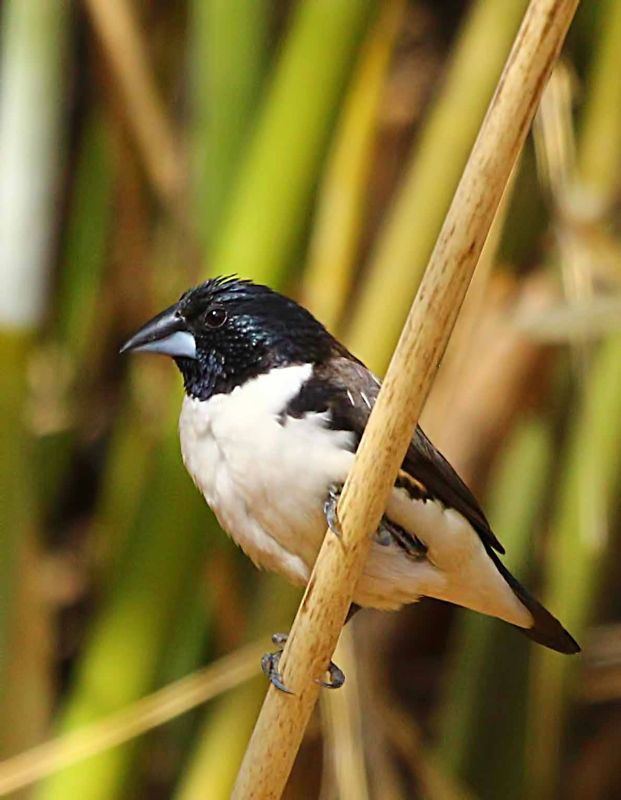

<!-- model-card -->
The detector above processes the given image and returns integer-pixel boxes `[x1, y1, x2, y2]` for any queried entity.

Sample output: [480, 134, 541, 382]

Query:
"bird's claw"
[261, 632, 295, 694]
[315, 659, 345, 689]
[261, 650, 295, 695]
[261, 632, 346, 692]
[324, 483, 343, 537]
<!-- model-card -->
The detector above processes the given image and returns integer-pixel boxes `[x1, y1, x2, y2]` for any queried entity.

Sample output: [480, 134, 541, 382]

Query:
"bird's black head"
[121, 277, 342, 400]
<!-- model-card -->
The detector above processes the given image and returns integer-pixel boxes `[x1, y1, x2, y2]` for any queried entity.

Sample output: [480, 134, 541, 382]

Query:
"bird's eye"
[204, 307, 227, 329]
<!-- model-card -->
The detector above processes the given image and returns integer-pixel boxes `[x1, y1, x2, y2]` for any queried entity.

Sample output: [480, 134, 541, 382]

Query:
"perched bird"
[121, 276, 579, 689]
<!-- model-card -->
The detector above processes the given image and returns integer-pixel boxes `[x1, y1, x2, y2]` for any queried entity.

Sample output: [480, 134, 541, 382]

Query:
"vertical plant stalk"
[577, 0, 621, 207]
[83, 0, 185, 209]
[318, 628, 370, 800]
[232, 3, 579, 797]
[302, 0, 405, 331]
[211, 0, 375, 285]
[34, 431, 209, 800]
[190, 0, 269, 249]
[0, 0, 68, 328]
[0, 336, 53, 760]
[173, 579, 300, 800]
[0, 0, 68, 757]
[345, 0, 529, 371]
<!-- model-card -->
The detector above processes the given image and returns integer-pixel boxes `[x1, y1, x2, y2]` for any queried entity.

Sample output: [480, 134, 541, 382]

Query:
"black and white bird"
[121, 276, 579, 688]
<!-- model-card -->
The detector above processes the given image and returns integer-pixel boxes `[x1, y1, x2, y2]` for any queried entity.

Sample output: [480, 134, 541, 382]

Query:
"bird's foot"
[261, 633, 294, 694]
[260, 632, 346, 693]
[324, 483, 343, 537]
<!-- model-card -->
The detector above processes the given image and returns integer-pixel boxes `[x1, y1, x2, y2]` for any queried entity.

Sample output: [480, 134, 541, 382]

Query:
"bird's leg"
[261, 632, 346, 692]
[323, 483, 343, 537]
[263, 498, 358, 694]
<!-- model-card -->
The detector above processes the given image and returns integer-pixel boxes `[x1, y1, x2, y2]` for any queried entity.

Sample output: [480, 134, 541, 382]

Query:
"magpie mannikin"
[121, 276, 579, 690]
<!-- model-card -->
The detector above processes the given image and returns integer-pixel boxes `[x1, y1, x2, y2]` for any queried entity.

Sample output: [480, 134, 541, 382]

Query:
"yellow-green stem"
[346, 0, 529, 371]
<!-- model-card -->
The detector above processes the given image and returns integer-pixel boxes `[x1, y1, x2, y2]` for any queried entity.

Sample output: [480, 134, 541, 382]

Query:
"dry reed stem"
[0, 642, 265, 796]
[318, 628, 370, 800]
[232, 2, 579, 797]
[83, 0, 185, 208]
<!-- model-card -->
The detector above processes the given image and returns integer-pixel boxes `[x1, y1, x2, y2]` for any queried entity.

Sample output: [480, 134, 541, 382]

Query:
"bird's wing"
[288, 356, 504, 555]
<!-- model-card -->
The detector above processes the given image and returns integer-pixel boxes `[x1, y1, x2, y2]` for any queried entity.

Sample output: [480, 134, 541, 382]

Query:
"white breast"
[179, 364, 355, 585]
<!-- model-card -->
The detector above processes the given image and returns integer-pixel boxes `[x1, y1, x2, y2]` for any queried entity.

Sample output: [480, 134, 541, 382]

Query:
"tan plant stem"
[83, 0, 185, 209]
[232, 2, 579, 797]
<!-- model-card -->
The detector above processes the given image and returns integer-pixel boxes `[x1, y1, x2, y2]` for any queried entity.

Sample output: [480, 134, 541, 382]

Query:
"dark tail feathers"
[488, 549, 580, 655]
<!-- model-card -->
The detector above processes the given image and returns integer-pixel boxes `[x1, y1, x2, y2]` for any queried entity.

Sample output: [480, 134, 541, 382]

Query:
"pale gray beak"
[120, 304, 197, 359]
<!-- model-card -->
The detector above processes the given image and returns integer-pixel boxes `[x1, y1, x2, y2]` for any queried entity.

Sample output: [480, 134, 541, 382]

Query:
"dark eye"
[204, 307, 227, 328]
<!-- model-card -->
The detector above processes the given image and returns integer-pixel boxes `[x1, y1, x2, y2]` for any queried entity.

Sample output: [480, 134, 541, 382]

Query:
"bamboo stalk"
[0, 0, 68, 328]
[302, 0, 405, 331]
[318, 628, 370, 800]
[0, 0, 68, 759]
[174, 579, 300, 800]
[578, 0, 621, 207]
[83, 0, 185, 209]
[34, 431, 208, 800]
[232, 2, 579, 797]
[190, 0, 269, 249]
[345, 0, 529, 371]
[211, 0, 375, 284]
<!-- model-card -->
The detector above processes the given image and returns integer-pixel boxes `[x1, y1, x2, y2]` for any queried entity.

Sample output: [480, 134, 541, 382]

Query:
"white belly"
[179, 364, 531, 627]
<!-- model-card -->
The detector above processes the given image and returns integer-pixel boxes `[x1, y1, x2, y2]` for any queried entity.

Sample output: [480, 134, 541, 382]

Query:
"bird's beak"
[120, 304, 197, 359]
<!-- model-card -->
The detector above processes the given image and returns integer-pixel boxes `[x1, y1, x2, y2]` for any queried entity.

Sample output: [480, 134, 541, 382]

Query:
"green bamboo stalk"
[0, 0, 69, 760]
[436, 419, 553, 800]
[345, 0, 529, 371]
[0, 333, 48, 760]
[190, 0, 269, 249]
[0, 0, 68, 328]
[302, 0, 404, 332]
[577, 0, 621, 207]
[174, 578, 300, 800]
[211, 0, 376, 284]
[34, 430, 209, 800]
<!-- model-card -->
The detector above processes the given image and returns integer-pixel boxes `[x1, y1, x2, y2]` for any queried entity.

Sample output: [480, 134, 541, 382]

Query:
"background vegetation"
[0, 1, 620, 798]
